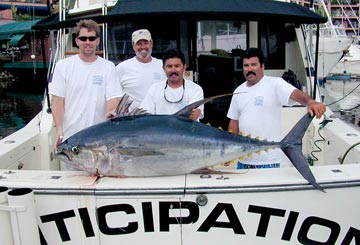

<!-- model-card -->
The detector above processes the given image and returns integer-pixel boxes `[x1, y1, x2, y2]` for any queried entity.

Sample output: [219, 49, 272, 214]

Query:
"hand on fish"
[307, 100, 326, 119]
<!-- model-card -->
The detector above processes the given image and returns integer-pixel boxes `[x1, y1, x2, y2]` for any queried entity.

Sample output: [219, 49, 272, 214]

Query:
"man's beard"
[135, 49, 152, 59]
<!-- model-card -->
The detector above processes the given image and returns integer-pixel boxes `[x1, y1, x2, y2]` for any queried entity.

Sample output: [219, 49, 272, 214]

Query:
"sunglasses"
[77, 36, 98, 42]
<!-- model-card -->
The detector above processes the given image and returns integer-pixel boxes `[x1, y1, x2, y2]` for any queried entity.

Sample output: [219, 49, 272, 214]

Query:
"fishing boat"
[330, 43, 360, 75]
[0, 0, 360, 244]
[306, 0, 353, 79]
[324, 0, 360, 76]
[312, 22, 353, 78]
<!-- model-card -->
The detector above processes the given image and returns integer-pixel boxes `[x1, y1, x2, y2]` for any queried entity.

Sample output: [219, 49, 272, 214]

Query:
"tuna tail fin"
[174, 93, 238, 118]
[281, 113, 325, 192]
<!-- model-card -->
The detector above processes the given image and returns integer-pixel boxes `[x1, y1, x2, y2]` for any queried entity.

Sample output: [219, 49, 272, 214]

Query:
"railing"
[331, 0, 360, 35]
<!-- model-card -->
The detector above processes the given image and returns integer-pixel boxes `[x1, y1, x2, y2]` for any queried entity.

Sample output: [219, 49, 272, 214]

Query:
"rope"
[341, 142, 360, 164]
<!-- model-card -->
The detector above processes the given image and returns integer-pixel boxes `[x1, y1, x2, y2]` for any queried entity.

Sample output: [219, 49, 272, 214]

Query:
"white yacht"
[331, 43, 360, 75]
[309, 0, 353, 78]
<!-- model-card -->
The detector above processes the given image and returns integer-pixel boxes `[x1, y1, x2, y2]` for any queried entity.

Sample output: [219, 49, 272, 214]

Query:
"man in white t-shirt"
[140, 49, 204, 121]
[116, 29, 166, 110]
[49, 19, 123, 154]
[227, 47, 326, 168]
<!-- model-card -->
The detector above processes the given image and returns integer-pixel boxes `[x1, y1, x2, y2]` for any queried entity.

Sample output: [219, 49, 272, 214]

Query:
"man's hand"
[307, 100, 326, 119]
[54, 130, 64, 150]
[189, 108, 201, 120]
[106, 110, 117, 119]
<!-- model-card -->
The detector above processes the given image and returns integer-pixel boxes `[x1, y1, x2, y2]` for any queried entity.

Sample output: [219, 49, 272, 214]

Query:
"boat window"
[196, 21, 247, 56]
[107, 21, 179, 65]
[258, 22, 286, 69]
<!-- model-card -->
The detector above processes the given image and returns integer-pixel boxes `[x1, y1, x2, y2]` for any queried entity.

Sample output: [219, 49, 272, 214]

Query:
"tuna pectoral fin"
[281, 113, 324, 192]
[282, 146, 325, 192]
[112, 147, 165, 157]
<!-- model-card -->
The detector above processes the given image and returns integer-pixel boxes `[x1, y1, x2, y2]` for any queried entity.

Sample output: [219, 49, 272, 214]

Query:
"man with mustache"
[140, 49, 204, 121]
[227, 47, 326, 169]
[116, 29, 166, 110]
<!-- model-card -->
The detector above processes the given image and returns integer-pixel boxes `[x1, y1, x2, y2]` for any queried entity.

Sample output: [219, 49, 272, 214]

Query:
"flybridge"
[32, 0, 326, 30]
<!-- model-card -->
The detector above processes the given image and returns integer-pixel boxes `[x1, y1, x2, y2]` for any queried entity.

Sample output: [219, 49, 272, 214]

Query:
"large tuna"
[56, 95, 323, 191]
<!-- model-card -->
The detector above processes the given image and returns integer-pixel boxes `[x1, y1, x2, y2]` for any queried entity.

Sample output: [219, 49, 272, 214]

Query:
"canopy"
[33, 0, 326, 30]
[0, 19, 40, 35]
[9, 34, 25, 46]
[108, 0, 326, 23]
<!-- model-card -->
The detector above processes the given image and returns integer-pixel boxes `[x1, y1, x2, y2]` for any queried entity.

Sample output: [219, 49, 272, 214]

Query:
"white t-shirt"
[49, 55, 123, 140]
[116, 56, 166, 109]
[227, 75, 296, 165]
[140, 79, 204, 118]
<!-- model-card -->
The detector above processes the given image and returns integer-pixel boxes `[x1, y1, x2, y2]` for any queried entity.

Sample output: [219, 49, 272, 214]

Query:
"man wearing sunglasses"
[140, 49, 204, 121]
[49, 19, 123, 169]
[116, 29, 166, 110]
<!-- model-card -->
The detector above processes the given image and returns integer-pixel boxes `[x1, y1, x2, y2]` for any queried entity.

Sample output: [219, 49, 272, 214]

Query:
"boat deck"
[1, 164, 359, 194]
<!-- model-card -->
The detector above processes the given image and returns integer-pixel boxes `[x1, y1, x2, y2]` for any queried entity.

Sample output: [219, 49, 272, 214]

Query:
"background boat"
[312, 22, 352, 78]
[325, 0, 360, 76]
[308, 0, 353, 79]
[330, 43, 360, 75]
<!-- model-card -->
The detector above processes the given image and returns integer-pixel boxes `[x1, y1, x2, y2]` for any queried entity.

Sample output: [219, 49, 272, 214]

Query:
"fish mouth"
[55, 151, 72, 161]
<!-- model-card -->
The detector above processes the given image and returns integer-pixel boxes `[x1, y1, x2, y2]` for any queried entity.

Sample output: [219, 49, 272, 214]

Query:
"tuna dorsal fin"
[115, 93, 150, 117]
[115, 93, 132, 116]
[174, 93, 238, 118]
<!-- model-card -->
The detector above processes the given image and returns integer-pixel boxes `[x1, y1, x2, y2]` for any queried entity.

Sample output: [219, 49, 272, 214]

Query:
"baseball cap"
[132, 29, 152, 44]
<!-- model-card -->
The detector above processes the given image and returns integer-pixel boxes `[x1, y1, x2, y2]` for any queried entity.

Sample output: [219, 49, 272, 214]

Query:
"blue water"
[0, 93, 43, 139]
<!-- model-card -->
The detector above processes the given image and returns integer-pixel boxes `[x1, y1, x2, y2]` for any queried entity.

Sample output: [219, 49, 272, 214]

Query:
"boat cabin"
[34, 0, 326, 129]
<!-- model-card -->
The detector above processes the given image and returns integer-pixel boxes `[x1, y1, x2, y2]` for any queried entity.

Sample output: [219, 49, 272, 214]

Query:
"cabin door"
[196, 21, 246, 128]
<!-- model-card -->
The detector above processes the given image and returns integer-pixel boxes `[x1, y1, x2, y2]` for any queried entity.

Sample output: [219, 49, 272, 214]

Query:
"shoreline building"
[293, 0, 359, 37]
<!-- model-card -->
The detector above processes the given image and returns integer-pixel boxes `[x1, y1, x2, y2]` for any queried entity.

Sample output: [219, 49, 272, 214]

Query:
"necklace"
[163, 80, 185, 103]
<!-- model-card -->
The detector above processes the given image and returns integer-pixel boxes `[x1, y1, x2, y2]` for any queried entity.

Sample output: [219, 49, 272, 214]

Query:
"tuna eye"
[71, 146, 79, 154]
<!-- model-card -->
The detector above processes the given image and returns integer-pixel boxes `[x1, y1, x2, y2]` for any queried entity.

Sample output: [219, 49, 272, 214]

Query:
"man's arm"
[51, 95, 65, 149]
[106, 97, 121, 119]
[189, 84, 204, 121]
[290, 89, 326, 119]
[228, 119, 239, 134]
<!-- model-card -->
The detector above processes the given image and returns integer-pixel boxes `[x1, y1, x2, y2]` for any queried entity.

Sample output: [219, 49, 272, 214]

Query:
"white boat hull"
[331, 44, 360, 75]
[331, 59, 360, 75]
[0, 165, 360, 244]
[314, 37, 352, 78]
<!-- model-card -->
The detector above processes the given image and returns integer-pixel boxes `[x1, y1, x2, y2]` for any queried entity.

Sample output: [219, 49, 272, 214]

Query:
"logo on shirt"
[153, 72, 163, 81]
[254, 96, 264, 106]
[92, 75, 104, 85]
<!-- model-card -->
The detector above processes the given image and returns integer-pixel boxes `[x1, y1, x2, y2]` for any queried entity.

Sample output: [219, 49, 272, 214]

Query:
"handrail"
[334, 0, 359, 36]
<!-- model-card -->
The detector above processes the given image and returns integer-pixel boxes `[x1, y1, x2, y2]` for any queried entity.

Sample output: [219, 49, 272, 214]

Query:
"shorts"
[237, 162, 280, 169]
